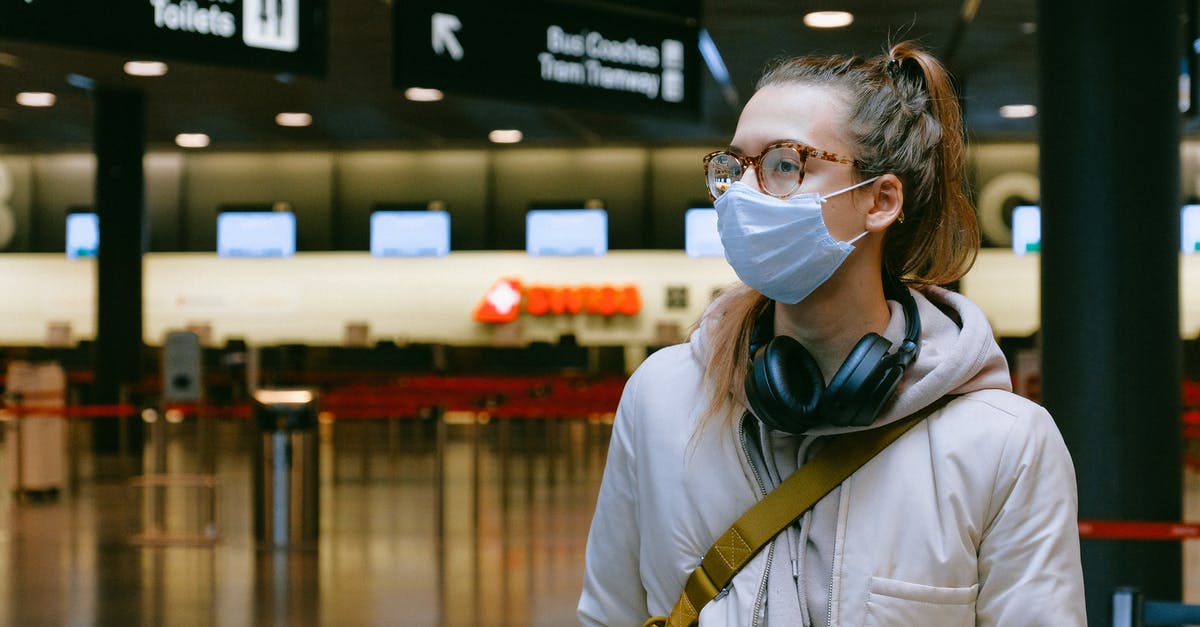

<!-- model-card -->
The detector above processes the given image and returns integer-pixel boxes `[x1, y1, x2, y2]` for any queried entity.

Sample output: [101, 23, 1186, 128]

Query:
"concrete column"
[92, 87, 147, 454]
[1038, 0, 1183, 621]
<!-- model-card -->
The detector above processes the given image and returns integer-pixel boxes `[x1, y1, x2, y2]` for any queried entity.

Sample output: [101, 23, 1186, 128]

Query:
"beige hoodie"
[580, 285, 1085, 626]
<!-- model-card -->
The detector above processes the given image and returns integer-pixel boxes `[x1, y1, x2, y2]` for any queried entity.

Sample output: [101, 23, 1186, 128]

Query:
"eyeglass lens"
[759, 146, 805, 198]
[705, 146, 806, 199]
[705, 153, 742, 199]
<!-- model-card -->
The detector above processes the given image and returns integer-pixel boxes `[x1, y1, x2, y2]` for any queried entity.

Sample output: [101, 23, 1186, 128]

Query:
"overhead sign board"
[394, 0, 701, 115]
[0, 0, 327, 76]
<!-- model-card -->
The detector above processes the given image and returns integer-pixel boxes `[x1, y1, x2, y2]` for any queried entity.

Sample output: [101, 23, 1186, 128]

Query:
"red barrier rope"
[1, 404, 137, 418]
[1078, 520, 1200, 540]
[0, 403, 254, 419]
[0, 400, 613, 422]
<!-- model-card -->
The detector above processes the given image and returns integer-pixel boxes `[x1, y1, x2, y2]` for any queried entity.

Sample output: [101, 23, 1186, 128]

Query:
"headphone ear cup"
[821, 333, 893, 427]
[745, 336, 825, 434]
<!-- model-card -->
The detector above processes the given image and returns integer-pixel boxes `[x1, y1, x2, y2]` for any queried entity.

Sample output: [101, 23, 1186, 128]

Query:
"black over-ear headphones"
[744, 276, 921, 434]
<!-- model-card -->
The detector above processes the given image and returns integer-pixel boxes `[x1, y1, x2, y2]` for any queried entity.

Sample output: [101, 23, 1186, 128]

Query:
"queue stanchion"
[127, 405, 221, 547]
[1111, 587, 1144, 627]
[118, 384, 133, 479]
[433, 403, 446, 550]
[66, 385, 82, 490]
[129, 330, 220, 546]
[252, 388, 319, 551]
[9, 391, 24, 503]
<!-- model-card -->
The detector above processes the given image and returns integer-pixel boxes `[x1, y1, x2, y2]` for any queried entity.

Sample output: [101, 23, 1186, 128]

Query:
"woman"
[578, 42, 1085, 626]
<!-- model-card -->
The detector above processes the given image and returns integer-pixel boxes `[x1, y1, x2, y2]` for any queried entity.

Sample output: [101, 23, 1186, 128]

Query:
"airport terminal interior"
[4, 0, 1200, 625]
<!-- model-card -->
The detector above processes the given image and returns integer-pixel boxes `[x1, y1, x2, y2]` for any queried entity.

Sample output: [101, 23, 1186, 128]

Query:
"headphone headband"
[747, 301, 775, 358]
[883, 275, 921, 368]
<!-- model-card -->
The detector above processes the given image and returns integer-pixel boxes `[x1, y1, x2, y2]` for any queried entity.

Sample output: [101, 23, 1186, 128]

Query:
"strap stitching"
[714, 528, 751, 570]
[668, 594, 697, 627]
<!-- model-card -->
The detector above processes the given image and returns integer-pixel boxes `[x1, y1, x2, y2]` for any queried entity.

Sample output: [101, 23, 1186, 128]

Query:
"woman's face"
[729, 83, 869, 241]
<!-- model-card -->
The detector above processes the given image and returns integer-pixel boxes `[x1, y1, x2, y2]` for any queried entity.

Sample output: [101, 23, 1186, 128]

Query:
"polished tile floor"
[5, 415, 1200, 626]
[0, 417, 608, 626]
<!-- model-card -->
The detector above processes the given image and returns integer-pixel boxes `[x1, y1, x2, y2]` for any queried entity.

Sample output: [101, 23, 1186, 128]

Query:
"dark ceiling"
[0, 1, 1050, 152]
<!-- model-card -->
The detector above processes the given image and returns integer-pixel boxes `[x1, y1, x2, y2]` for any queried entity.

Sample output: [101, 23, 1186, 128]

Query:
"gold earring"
[897, 210, 906, 224]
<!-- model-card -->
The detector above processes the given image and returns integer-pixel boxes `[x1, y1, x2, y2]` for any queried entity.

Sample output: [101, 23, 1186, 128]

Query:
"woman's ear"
[864, 174, 904, 232]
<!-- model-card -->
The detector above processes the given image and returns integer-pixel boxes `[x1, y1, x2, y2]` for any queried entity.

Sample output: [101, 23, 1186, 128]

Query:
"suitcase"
[4, 360, 67, 496]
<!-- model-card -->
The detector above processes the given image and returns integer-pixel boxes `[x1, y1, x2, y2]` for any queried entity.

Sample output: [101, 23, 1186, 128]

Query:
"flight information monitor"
[65, 212, 99, 259]
[1184, 205, 1200, 253]
[370, 210, 451, 256]
[1011, 205, 1040, 255]
[1010, 205, 1200, 254]
[684, 208, 723, 257]
[525, 209, 607, 256]
[217, 211, 296, 257]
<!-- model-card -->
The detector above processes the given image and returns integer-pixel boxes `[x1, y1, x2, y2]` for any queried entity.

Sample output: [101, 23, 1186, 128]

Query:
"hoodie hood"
[688, 284, 1012, 435]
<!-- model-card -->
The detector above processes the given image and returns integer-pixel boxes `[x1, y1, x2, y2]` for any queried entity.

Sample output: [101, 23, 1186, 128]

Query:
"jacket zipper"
[738, 417, 770, 499]
[796, 434, 836, 627]
[753, 545, 774, 627]
[738, 415, 772, 625]
[826, 568, 835, 627]
[824, 471, 845, 627]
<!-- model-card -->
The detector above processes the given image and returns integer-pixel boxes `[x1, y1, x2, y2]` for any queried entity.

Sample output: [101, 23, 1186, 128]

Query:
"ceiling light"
[124, 61, 168, 77]
[404, 87, 444, 102]
[0, 53, 20, 68]
[275, 112, 313, 127]
[175, 133, 211, 148]
[16, 92, 56, 107]
[999, 104, 1037, 119]
[488, 129, 523, 144]
[803, 11, 854, 29]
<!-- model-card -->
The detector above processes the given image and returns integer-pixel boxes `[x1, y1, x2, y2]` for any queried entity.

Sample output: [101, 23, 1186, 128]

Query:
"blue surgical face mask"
[714, 177, 878, 304]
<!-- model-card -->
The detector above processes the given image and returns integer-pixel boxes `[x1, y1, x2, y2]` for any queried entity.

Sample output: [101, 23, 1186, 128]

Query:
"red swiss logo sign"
[473, 278, 642, 323]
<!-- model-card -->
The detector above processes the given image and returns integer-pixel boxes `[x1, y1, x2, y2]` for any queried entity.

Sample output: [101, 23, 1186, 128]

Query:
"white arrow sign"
[432, 12, 463, 61]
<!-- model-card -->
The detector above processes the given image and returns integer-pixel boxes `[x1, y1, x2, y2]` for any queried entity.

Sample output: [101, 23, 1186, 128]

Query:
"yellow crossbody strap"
[644, 396, 954, 627]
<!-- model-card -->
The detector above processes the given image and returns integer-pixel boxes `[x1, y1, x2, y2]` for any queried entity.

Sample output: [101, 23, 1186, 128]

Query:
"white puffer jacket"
[579, 286, 1085, 626]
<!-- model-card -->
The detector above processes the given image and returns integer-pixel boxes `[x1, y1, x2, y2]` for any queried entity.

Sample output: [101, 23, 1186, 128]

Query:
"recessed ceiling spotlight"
[803, 11, 854, 29]
[999, 104, 1037, 119]
[1020, 22, 1038, 35]
[404, 87, 444, 102]
[124, 61, 168, 77]
[488, 129, 523, 144]
[0, 52, 20, 68]
[16, 91, 56, 107]
[175, 133, 211, 148]
[275, 112, 313, 127]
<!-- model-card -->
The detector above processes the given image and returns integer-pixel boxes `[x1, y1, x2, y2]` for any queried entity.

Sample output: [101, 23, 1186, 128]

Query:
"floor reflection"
[0, 417, 608, 626]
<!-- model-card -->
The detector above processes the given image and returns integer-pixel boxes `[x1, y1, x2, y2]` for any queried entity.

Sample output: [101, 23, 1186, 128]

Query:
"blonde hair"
[697, 41, 980, 429]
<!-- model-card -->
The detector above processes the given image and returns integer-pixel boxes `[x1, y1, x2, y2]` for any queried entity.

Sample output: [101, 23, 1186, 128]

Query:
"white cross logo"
[486, 280, 522, 315]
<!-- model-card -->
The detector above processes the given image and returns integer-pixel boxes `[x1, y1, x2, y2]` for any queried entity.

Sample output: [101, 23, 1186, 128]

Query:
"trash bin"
[251, 389, 319, 550]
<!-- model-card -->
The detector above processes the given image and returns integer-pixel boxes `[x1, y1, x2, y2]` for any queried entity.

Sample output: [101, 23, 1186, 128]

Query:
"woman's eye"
[773, 159, 801, 173]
